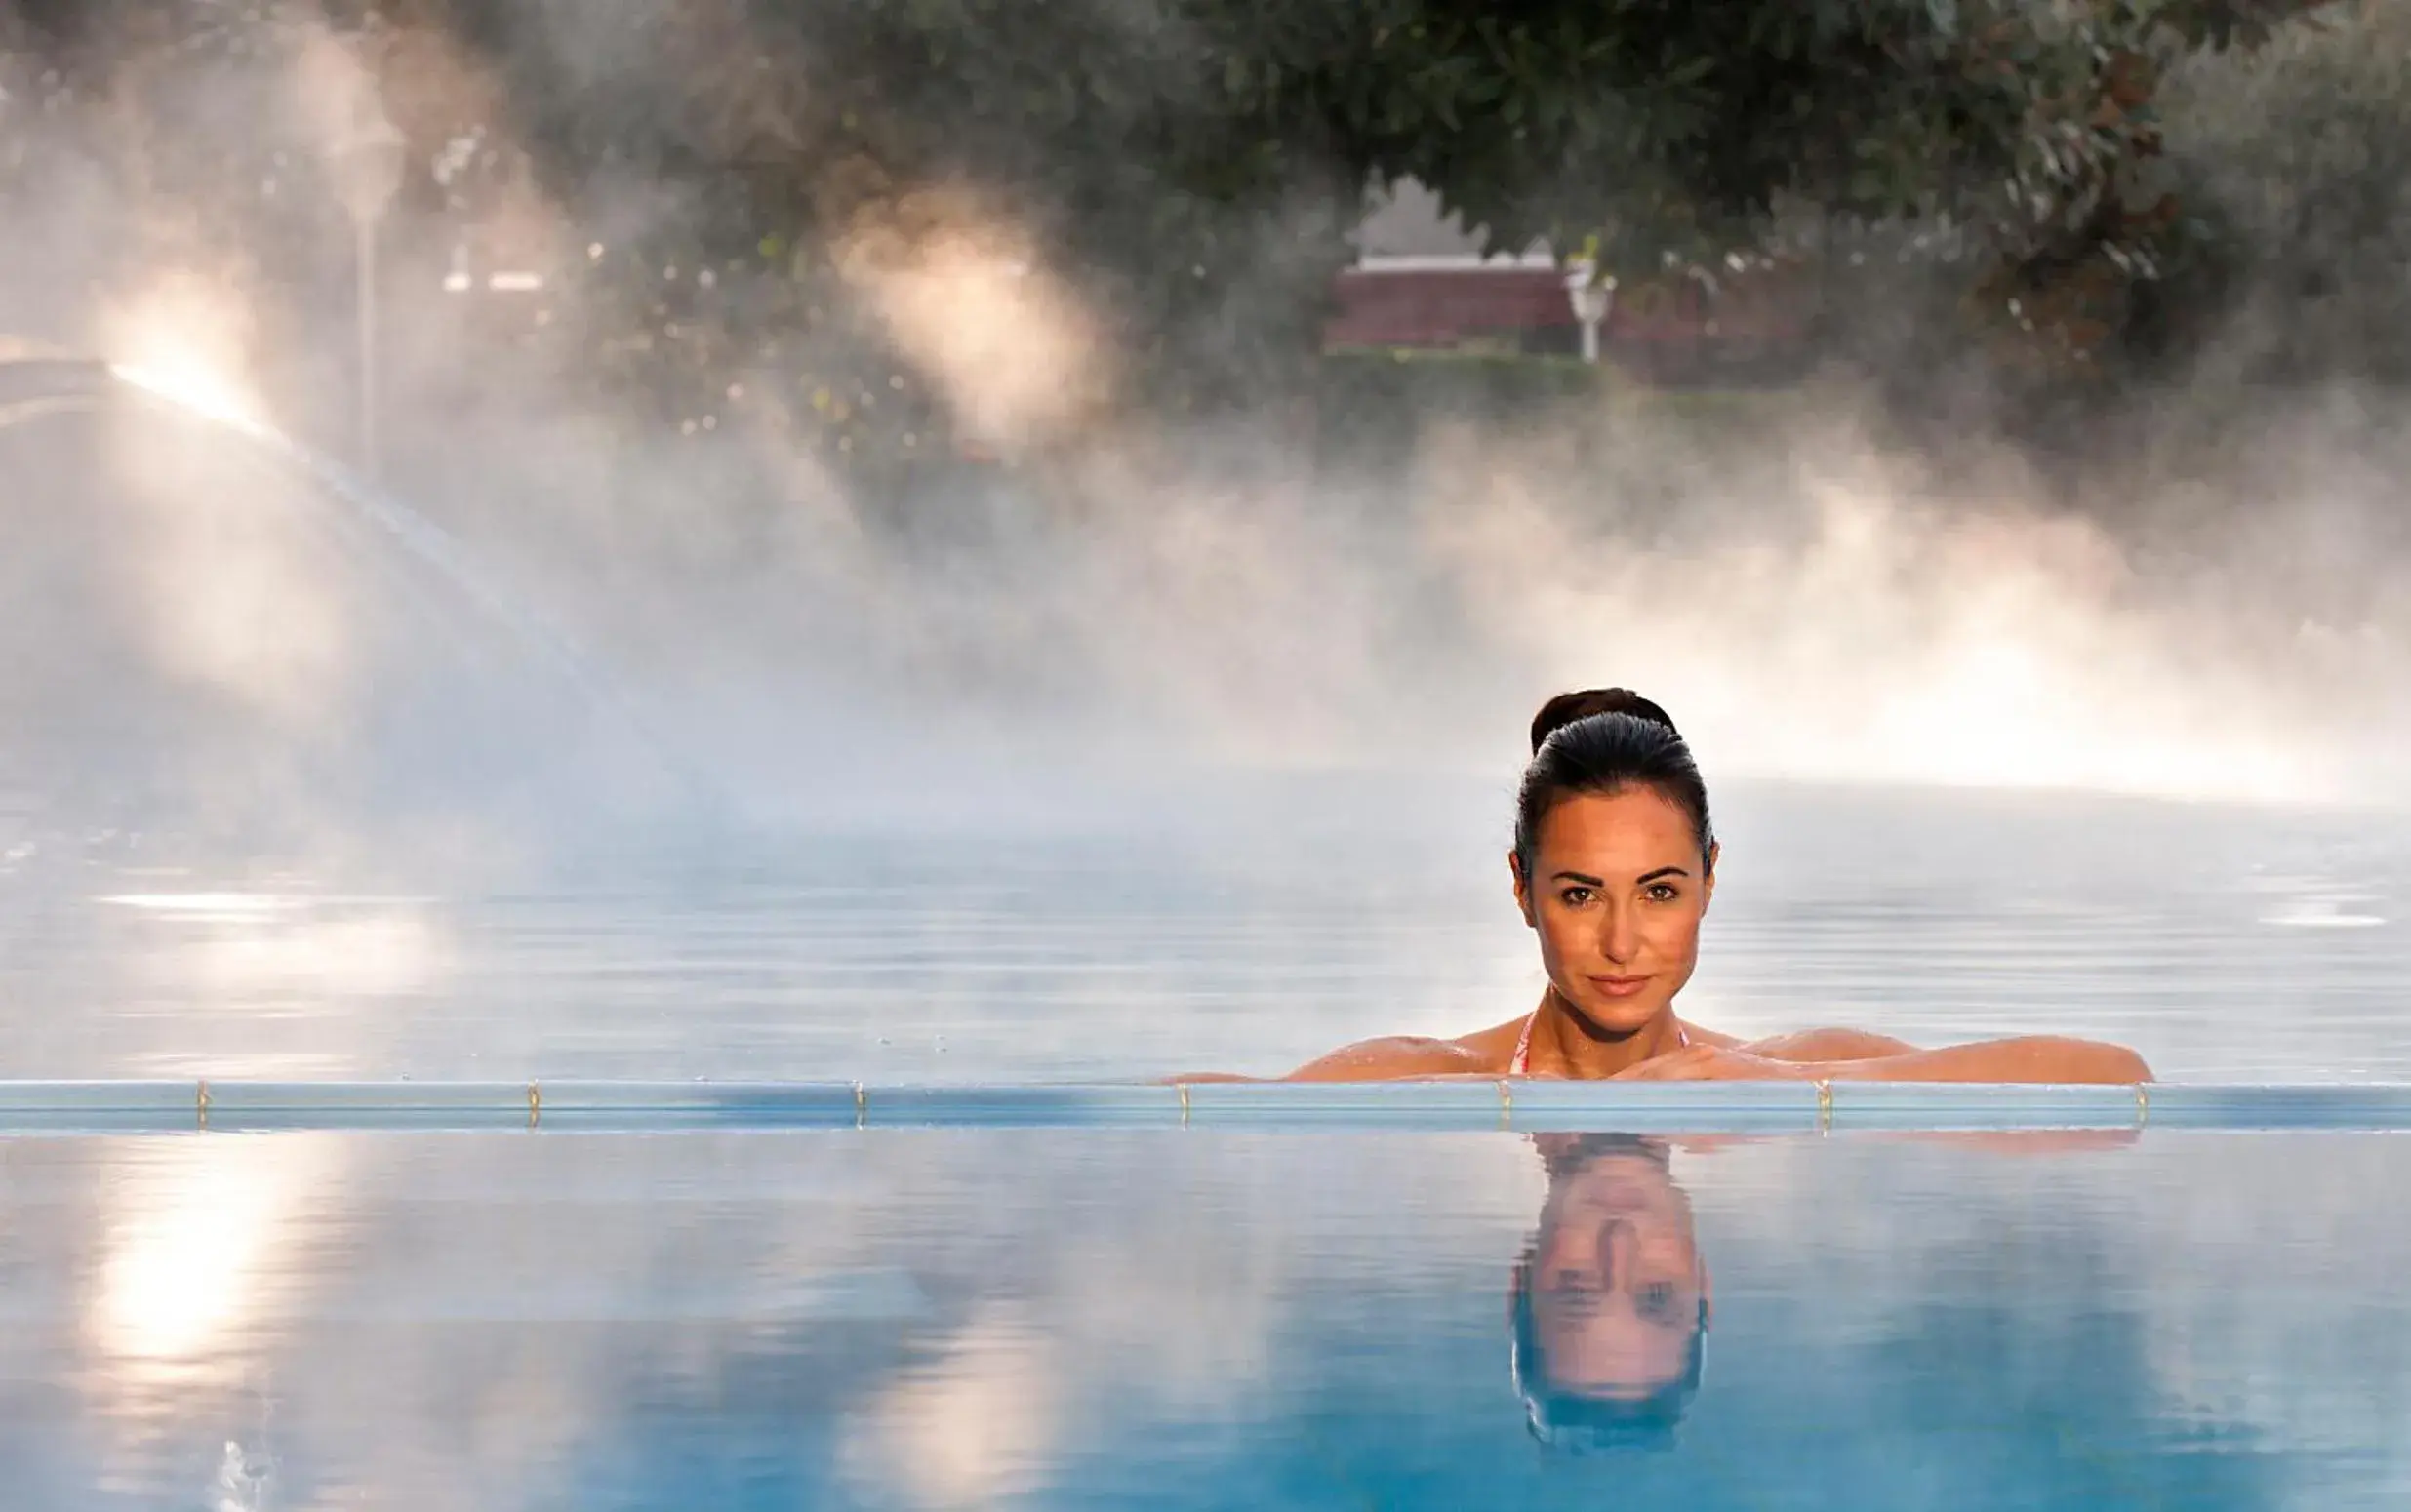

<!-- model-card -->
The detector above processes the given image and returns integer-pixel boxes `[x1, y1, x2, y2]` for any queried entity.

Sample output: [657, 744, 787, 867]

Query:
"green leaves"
[101, 0, 2318, 467]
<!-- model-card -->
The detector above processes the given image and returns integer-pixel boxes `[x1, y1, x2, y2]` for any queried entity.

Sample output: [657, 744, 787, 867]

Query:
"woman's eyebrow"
[1635, 867, 1692, 884]
[1550, 870, 1606, 886]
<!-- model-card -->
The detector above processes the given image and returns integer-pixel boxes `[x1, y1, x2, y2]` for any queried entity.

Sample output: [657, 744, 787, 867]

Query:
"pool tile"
[536, 1082, 861, 1127]
[1829, 1082, 2144, 1131]
[203, 1081, 533, 1130]
[1183, 1079, 1507, 1128]
[1505, 1079, 1827, 1133]
[2141, 1083, 2411, 1129]
[0, 1080, 196, 1117]
[866, 1084, 1186, 1128]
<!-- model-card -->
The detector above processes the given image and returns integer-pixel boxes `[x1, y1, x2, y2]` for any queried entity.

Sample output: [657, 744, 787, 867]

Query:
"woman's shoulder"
[1285, 1018, 1523, 1082]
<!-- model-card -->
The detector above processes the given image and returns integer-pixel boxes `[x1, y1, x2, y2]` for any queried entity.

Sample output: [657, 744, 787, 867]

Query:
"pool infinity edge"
[0, 1080, 2396, 1132]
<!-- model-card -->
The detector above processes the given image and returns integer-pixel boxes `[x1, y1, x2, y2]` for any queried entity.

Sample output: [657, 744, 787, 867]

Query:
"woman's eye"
[1637, 1281, 1678, 1323]
[1558, 888, 1593, 907]
[1645, 884, 1679, 903]
[1547, 1269, 1600, 1303]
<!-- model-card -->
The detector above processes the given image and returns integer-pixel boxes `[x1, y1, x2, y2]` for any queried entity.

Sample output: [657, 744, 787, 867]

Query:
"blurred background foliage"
[2, 0, 2400, 483]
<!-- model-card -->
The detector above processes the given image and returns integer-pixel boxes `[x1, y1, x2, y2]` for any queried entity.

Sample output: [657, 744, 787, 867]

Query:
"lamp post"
[326, 108, 406, 478]
[1565, 265, 1616, 366]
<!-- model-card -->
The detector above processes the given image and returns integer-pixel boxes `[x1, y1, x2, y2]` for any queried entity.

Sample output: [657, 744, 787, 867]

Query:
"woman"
[1290, 689, 2151, 1084]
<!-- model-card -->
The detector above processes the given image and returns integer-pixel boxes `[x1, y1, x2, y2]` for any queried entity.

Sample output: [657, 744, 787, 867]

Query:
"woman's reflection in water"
[1511, 1133, 1706, 1451]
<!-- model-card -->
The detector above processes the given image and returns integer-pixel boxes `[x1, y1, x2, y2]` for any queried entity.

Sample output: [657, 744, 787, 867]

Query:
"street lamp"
[1565, 265, 1616, 366]
[326, 107, 406, 478]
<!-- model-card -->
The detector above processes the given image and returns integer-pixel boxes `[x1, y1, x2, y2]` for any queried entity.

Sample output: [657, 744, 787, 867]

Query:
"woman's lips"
[1587, 975, 1653, 998]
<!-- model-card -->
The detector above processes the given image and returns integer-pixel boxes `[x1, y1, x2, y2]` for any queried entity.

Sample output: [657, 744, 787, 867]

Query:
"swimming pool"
[5, 1121, 2404, 1510]
[3, 779, 2408, 1085]
[5, 774, 2407, 1507]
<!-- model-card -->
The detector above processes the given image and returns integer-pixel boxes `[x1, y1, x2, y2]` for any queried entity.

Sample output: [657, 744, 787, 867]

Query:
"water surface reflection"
[1511, 1134, 1707, 1450]
[0, 1130, 2403, 1506]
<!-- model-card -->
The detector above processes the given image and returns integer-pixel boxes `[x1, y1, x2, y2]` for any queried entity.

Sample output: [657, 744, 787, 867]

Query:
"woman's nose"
[1602, 1218, 1636, 1286]
[1598, 900, 1639, 963]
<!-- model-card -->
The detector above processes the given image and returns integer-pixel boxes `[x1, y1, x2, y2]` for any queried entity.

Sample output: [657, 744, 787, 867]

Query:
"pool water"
[6, 757, 2407, 1507]
[3, 1127, 2403, 1510]
[2, 777, 2405, 1083]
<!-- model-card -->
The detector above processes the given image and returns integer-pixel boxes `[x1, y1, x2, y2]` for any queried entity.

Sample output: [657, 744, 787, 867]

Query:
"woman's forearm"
[1818, 1035, 2152, 1085]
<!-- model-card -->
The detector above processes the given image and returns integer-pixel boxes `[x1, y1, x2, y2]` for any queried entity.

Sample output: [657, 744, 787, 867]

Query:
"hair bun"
[1529, 689, 1680, 753]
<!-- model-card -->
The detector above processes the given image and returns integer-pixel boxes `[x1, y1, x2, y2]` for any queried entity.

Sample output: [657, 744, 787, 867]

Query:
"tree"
[2147, 0, 2411, 381]
[0, 0, 2344, 462]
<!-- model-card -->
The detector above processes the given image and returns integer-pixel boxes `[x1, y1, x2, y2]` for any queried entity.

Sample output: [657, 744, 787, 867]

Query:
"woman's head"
[1510, 690, 1716, 1035]
[1510, 1134, 1708, 1451]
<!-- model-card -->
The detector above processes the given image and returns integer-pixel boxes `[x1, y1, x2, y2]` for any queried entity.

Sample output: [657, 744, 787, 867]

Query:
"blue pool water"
[3, 1127, 2404, 1510]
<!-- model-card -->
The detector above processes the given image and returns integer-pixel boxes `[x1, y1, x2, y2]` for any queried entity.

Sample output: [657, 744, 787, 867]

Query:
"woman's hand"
[1610, 1044, 1814, 1081]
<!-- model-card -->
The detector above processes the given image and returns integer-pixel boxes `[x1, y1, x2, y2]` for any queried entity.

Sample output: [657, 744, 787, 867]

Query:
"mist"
[5, 0, 2411, 867]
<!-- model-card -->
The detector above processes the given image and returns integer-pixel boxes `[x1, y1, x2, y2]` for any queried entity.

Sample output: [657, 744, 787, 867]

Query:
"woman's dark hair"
[1511, 1285, 1707, 1453]
[1513, 689, 1712, 878]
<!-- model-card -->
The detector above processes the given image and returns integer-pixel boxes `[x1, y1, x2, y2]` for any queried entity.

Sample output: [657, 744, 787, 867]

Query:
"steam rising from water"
[1421, 420, 2351, 803]
[836, 190, 1111, 454]
[4, 6, 2409, 840]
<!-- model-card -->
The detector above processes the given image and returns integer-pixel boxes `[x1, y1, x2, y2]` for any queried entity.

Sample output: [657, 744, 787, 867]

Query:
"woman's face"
[1511, 786, 1713, 1036]
[1527, 1146, 1706, 1402]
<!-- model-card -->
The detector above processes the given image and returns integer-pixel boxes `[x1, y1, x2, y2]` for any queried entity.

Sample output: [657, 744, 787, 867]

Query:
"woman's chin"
[1561, 993, 1668, 1039]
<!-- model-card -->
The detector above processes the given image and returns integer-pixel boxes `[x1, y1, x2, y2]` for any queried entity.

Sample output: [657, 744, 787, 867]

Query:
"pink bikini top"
[1508, 1011, 1688, 1076]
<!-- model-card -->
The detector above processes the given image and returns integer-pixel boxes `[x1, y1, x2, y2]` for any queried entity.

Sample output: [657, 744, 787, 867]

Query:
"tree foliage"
[0, 0, 2346, 462]
[2150, 0, 2411, 380]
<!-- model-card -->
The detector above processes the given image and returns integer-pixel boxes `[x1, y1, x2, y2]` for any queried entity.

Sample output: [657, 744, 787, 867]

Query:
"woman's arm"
[1281, 1036, 1491, 1082]
[1816, 1036, 2151, 1084]
[1618, 1034, 2152, 1085]
[1744, 1027, 1921, 1062]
